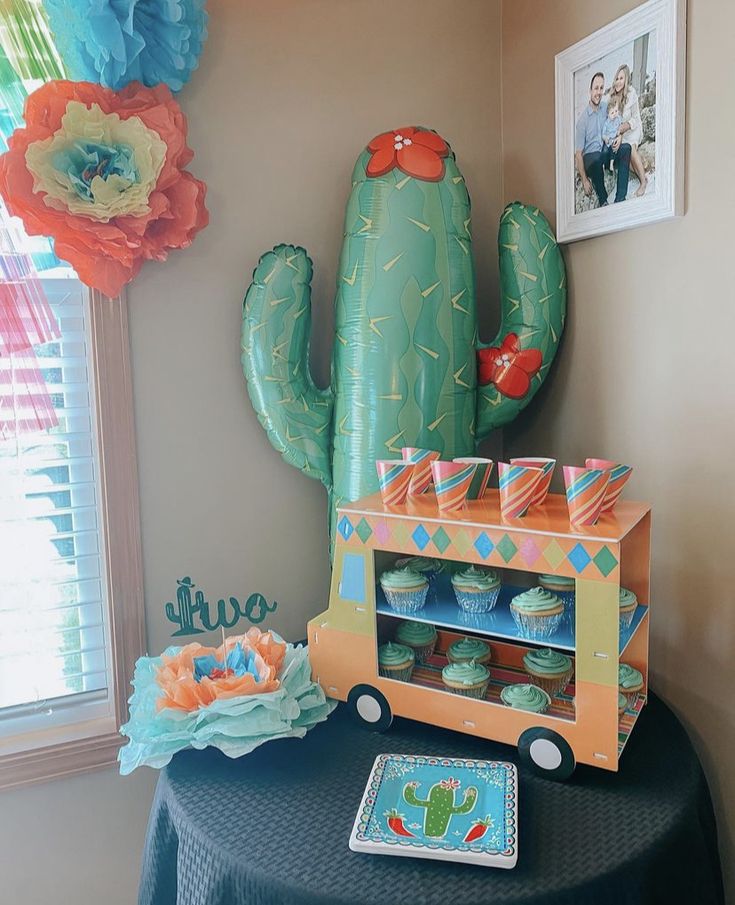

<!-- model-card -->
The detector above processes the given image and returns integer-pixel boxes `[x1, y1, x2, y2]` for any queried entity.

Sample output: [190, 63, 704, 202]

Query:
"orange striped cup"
[563, 465, 611, 526]
[375, 460, 415, 506]
[510, 457, 556, 506]
[430, 460, 477, 512]
[498, 462, 544, 518]
[585, 458, 633, 512]
[402, 447, 441, 495]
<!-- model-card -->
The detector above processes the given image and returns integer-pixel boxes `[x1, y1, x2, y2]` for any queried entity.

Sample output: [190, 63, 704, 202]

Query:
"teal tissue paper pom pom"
[43, 0, 208, 92]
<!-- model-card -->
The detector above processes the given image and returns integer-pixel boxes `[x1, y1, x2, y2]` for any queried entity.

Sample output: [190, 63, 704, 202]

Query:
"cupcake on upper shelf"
[379, 567, 429, 613]
[446, 636, 492, 666]
[618, 663, 644, 704]
[451, 566, 501, 614]
[538, 574, 575, 627]
[522, 647, 573, 697]
[509, 587, 564, 640]
[377, 642, 415, 682]
[500, 683, 551, 713]
[395, 620, 437, 664]
[395, 556, 446, 583]
[441, 658, 490, 699]
[618, 587, 638, 631]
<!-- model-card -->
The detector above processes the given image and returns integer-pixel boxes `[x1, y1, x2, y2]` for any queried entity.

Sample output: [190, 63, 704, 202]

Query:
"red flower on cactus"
[366, 127, 449, 182]
[477, 333, 542, 400]
[0, 80, 208, 298]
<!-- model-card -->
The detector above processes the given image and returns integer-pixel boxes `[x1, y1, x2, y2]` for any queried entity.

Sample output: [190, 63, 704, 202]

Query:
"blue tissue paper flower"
[43, 0, 209, 92]
[193, 643, 261, 683]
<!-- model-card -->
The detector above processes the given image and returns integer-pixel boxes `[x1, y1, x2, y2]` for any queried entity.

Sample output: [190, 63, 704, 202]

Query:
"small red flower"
[477, 333, 542, 399]
[439, 776, 461, 789]
[366, 127, 449, 181]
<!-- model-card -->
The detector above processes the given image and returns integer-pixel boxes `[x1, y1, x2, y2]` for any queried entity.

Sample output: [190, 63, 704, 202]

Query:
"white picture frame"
[555, 0, 686, 243]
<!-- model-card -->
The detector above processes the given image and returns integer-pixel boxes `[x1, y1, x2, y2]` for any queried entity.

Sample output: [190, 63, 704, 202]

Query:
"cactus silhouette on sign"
[241, 126, 566, 548]
[165, 577, 278, 637]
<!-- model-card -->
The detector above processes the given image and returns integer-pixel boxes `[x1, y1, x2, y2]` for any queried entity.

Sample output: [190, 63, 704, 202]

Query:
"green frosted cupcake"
[619, 587, 638, 631]
[618, 662, 643, 704]
[395, 556, 446, 579]
[500, 683, 551, 713]
[510, 587, 564, 640]
[618, 692, 628, 715]
[538, 574, 575, 628]
[441, 658, 490, 699]
[522, 647, 573, 697]
[446, 636, 492, 666]
[379, 567, 429, 613]
[377, 642, 415, 682]
[451, 566, 501, 614]
[395, 620, 437, 664]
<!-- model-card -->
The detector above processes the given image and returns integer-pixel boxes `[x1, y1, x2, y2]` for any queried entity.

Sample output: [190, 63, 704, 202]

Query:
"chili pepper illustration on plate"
[385, 808, 415, 837]
[463, 815, 494, 843]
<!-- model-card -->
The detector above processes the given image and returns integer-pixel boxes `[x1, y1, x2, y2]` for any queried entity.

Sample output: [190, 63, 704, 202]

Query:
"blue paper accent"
[193, 643, 261, 683]
[568, 542, 593, 573]
[43, 0, 209, 92]
[337, 516, 354, 540]
[53, 141, 139, 200]
[411, 524, 430, 551]
[339, 553, 365, 603]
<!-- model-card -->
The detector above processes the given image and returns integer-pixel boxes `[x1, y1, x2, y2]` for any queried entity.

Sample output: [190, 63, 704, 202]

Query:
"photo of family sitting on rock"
[573, 33, 656, 214]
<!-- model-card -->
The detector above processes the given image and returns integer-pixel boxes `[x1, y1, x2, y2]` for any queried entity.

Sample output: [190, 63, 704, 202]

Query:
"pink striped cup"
[498, 462, 544, 519]
[402, 447, 441, 495]
[563, 465, 611, 526]
[430, 460, 477, 512]
[510, 457, 556, 506]
[453, 457, 493, 500]
[585, 458, 633, 512]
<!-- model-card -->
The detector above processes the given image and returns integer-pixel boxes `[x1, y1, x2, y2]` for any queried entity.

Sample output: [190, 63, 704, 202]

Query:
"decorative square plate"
[349, 753, 518, 869]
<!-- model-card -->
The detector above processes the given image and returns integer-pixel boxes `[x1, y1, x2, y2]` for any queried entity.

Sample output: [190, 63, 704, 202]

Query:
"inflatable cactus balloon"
[241, 126, 566, 547]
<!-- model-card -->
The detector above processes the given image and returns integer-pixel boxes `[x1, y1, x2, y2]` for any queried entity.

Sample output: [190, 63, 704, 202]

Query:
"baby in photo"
[601, 98, 623, 170]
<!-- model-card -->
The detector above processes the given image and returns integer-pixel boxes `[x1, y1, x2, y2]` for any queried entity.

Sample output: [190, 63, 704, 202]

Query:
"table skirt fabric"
[138, 694, 724, 905]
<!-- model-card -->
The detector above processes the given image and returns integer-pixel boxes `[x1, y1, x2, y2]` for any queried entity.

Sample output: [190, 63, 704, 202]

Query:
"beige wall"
[0, 2, 504, 902]
[502, 0, 735, 893]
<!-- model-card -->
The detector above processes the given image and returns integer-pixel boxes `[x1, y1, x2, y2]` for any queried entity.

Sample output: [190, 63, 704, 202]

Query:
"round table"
[139, 694, 724, 905]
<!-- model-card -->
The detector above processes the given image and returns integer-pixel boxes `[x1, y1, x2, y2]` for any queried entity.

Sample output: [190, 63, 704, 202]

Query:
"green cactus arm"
[451, 786, 478, 815]
[403, 784, 428, 807]
[476, 202, 567, 441]
[241, 245, 334, 489]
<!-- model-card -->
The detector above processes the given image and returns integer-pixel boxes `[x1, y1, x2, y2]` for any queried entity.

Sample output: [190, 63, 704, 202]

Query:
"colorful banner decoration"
[241, 127, 567, 552]
[164, 576, 278, 637]
[0, 79, 208, 297]
[42, 0, 209, 91]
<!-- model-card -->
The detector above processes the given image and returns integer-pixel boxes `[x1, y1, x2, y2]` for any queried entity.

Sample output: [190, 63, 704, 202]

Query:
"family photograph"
[573, 33, 657, 214]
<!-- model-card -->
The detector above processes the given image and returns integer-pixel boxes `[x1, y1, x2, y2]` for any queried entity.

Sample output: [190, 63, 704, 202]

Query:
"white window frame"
[0, 288, 145, 789]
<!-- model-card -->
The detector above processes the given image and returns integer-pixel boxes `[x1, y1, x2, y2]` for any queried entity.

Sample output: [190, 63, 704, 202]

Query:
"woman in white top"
[607, 64, 648, 197]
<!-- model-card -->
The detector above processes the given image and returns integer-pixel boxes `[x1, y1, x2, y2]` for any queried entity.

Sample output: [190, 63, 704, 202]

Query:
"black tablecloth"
[138, 694, 723, 905]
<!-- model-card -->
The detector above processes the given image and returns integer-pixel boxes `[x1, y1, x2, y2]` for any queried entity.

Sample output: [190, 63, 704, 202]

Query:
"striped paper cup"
[401, 447, 441, 495]
[453, 457, 493, 499]
[510, 457, 556, 506]
[375, 460, 415, 506]
[585, 458, 633, 512]
[498, 462, 544, 518]
[563, 466, 610, 526]
[430, 460, 477, 512]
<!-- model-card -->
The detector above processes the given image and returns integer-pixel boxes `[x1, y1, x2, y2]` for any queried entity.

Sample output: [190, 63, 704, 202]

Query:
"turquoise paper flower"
[43, 0, 209, 91]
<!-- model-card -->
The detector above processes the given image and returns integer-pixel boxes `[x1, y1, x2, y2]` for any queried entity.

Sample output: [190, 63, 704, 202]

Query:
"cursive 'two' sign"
[165, 577, 278, 637]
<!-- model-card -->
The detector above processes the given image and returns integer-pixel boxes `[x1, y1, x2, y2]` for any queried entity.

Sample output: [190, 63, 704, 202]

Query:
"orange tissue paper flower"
[0, 80, 208, 297]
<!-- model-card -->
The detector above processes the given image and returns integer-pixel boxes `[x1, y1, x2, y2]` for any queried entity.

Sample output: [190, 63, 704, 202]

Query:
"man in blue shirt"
[574, 71, 631, 206]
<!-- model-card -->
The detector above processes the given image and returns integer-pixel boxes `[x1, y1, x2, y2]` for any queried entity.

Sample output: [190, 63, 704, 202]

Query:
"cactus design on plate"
[403, 776, 478, 838]
[241, 126, 566, 548]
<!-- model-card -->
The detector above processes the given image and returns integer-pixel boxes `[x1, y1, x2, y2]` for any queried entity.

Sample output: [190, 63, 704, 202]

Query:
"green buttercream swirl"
[523, 647, 572, 676]
[619, 587, 637, 608]
[538, 573, 575, 589]
[500, 683, 550, 712]
[395, 556, 445, 576]
[380, 567, 428, 590]
[447, 637, 490, 662]
[378, 642, 414, 667]
[619, 692, 627, 710]
[395, 620, 437, 646]
[511, 586, 562, 613]
[442, 658, 489, 686]
[451, 566, 500, 591]
[618, 663, 643, 689]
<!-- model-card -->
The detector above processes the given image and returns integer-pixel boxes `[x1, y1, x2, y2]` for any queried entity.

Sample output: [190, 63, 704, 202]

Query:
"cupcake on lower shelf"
[451, 566, 501, 614]
[379, 567, 429, 613]
[618, 692, 628, 715]
[395, 620, 437, 664]
[618, 662, 644, 704]
[446, 636, 492, 666]
[377, 642, 415, 682]
[500, 683, 551, 713]
[538, 574, 575, 626]
[509, 587, 564, 640]
[619, 587, 638, 631]
[522, 647, 573, 697]
[441, 658, 490, 699]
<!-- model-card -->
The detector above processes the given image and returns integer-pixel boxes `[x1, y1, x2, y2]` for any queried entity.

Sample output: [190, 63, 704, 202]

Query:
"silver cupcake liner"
[510, 608, 564, 640]
[378, 664, 414, 682]
[405, 641, 436, 665]
[453, 586, 501, 614]
[619, 608, 636, 632]
[443, 680, 490, 699]
[382, 585, 428, 613]
[523, 667, 573, 698]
